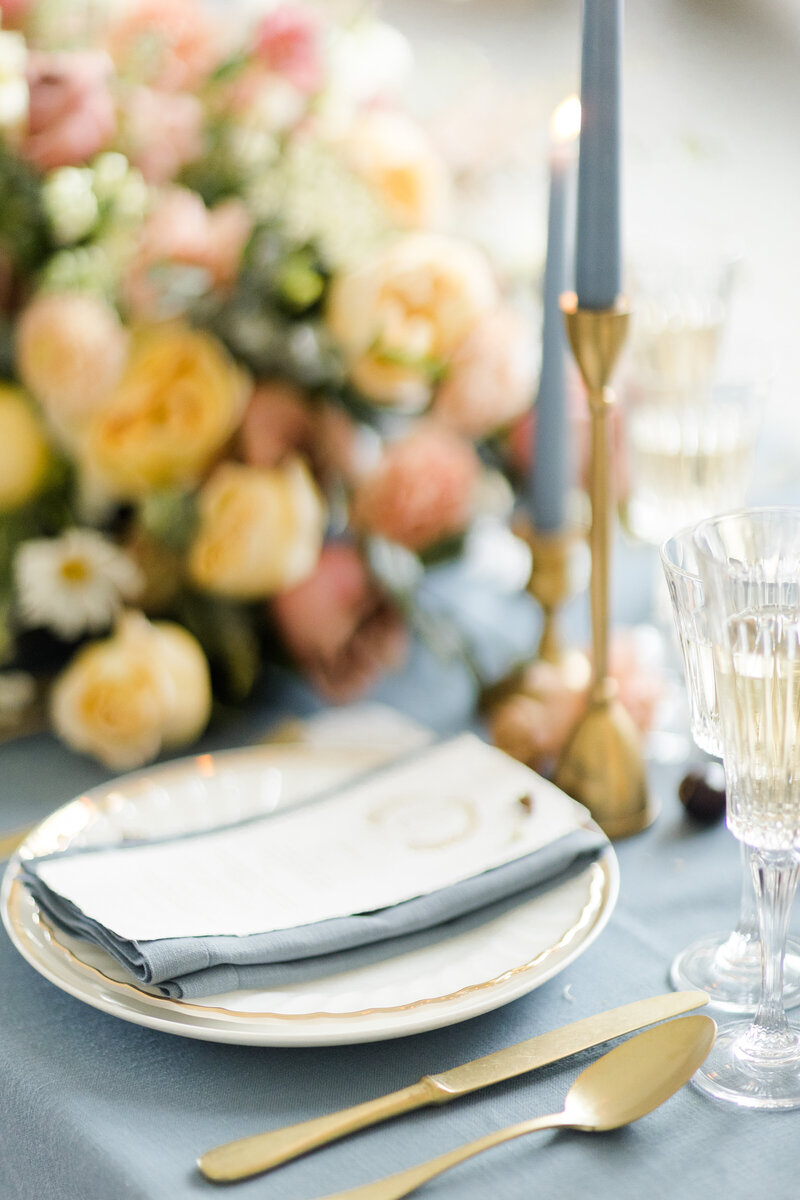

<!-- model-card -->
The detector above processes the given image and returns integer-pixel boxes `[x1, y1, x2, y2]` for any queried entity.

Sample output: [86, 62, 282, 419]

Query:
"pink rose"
[124, 187, 251, 318]
[16, 291, 128, 434]
[608, 630, 665, 735]
[240, 381, 315, 470]
[272, 542, 409, 702]
[0, 0, 31, 27]
[434, 308, 536, 438]
[107, 0, 223, 92]
[123, 86, 203, 184]
[23, 51, 115, 171]
[490, 657, 589, 775]
[255, 4, 322, 94]
[351, 426, 480, 553]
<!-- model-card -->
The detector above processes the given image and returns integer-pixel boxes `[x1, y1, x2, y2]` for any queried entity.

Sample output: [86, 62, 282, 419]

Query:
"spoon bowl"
[563, 1010, 717, 1130]
[317, 1014, 716, 1200]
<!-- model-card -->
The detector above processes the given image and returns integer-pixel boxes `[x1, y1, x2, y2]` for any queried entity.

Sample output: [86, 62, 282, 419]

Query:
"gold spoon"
[313, 1014, 716, 1200]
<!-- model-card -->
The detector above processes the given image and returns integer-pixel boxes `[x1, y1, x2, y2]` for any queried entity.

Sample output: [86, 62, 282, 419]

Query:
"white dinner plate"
[2, 743, 619, 1046]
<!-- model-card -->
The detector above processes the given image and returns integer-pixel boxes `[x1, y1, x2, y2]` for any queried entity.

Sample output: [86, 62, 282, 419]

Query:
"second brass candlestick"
[554, 293, 655, 838]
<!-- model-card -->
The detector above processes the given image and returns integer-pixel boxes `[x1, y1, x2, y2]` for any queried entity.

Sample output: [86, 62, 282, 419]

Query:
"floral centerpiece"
[0, 0, 536, 768]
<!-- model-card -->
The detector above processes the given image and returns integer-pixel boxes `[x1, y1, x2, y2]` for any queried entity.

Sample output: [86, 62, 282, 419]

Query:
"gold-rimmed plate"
[1, 744, 619, 1046]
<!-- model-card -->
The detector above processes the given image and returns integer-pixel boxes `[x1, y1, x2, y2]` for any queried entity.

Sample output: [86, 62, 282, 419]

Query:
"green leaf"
[139, 489, 199, 552]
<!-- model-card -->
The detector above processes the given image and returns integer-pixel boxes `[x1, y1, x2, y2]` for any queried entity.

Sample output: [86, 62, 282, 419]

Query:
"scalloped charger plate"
[1, 744, 619, 1046]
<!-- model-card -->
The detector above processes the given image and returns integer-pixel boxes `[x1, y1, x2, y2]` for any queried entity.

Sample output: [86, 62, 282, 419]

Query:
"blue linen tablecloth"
[3, 614, 800, 1199]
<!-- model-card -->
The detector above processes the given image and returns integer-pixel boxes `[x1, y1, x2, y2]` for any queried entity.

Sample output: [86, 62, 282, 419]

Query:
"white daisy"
[14, 528, 144, 641]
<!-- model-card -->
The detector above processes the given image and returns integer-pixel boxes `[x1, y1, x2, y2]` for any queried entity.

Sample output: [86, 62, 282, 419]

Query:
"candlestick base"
[554, 683, 656, 838]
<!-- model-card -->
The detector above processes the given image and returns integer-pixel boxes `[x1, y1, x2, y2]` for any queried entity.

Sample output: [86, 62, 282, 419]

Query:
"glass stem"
[735, 841, 759, 943]
[750, 850, 799, 1045]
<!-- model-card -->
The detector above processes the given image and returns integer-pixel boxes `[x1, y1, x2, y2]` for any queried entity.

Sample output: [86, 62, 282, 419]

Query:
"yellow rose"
[342, 111, 449, 230]
[188, 458, 326, 599]
[50, 611, 211, 770]
[86, 324, 249, 497]
[0, 386, 51, 511]
[327, 234, 497, 411]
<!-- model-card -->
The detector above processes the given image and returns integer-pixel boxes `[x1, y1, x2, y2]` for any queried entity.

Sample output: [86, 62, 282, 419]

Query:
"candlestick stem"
[554, 293, 655, 838]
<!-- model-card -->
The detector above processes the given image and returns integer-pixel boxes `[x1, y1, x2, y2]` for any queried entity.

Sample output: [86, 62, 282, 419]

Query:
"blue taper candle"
[575, 0, 622, 310]
[532, 97, 580, 532]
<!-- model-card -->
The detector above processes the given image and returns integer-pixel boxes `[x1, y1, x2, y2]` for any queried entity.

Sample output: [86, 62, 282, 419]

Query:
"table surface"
[3, 652, 800, 1200]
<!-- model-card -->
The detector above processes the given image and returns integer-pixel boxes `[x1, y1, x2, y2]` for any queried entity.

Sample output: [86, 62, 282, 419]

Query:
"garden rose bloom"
[351, 426, 480, 552]
[489, 656, 589, 774]
[240, 380, 315, 469]
[124, 187, 251, 318]
[0, 385, 50, 511]
[123, 86, 204, 184]
[87, 324, 249, 497]
[342, 110, 449, 230]
[16, 291, 128, 435]
[327, 234, 497, 411]
[272, 542, 409, 702]
[50, 610, 211, 769]
[490, 635, 663, 775]
[0, 0, 31, 26]
[255, 3, 322, 94]
[23, 50, 115, 171]
[188, 458, 326, 599]
[107, 0, 223, 92]
[434, 308, 535, 438]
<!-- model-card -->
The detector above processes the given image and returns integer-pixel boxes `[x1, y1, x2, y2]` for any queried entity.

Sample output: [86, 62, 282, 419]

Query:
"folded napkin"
[23, 734, 608, 999]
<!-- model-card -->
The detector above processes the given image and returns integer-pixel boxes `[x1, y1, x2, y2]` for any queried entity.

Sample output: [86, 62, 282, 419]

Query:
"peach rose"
[124, 187, 251, 318]
[0, 385, 51, 511]
[23, 50, 115, 171]
[107, 0, 223, 92]
[351, 426, 480, 552]
[342, 110, 449, 230]
[490, 635, 664, 775]
[272, 542, 409, 702]
[255, 3, 322, 94]
[489, 655, 590, 774]
[434, 308, 536, 438]
[16, 291, 128, 436]
[86, 323, 249, 497]
[122, 86, 204, 185]
[188, 458, 326, 599]
[327, 233, 498, 411]
[51, 610, 211, 769]
[240, 380, 315, 469]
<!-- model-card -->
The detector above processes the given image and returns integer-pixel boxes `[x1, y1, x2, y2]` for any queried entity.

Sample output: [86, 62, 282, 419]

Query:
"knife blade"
[197, 989, 707, 1183]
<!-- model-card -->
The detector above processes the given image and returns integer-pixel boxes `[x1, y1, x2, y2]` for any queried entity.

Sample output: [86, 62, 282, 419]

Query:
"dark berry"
[678, 763, 726, 824]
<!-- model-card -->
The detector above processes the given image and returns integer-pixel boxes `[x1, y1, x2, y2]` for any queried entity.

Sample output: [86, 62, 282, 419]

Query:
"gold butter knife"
[197, 989, 708, 1183]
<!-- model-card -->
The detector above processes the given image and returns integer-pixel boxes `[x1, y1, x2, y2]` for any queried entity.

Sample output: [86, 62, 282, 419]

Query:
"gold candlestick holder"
[553, 293, 655, 839]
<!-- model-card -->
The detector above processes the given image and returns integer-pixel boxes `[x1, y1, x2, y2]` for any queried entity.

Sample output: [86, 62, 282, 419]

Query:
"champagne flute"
[661, 526, 800, 1011]
[692, 508, 800, 1108]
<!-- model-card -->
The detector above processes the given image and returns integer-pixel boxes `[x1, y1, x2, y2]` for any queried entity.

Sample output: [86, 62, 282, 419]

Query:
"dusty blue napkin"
[22, 825, 606, 999]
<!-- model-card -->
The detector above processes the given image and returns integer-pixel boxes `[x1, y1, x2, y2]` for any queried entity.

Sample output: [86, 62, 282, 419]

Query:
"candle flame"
[551, 94, 581, 143]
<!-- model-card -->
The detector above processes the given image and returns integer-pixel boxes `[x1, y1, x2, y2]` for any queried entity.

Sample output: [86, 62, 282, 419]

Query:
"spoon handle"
[314, 1112, 568, 1200]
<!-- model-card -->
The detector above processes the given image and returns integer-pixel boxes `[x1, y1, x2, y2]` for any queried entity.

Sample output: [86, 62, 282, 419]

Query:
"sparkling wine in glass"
[692, 508, 800, 1108]
[661, 527, 800, 1011]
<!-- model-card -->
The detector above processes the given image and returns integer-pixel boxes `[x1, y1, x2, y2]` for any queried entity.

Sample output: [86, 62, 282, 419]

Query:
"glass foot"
[670, 932, 800, 1012]
[692, 1019, 800, 1109]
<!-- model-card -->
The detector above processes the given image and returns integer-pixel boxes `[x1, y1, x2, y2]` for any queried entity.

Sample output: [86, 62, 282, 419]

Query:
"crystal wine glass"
[692, 508, 800, 1108]
[661, 525, 800, 1011]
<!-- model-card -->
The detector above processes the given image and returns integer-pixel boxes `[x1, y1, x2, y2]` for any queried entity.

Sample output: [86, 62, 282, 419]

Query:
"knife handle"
[197, 1076, 447, 1183]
